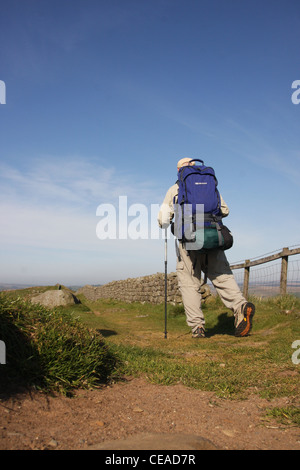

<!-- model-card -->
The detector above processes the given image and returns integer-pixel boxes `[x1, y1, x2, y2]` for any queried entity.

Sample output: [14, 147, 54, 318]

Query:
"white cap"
[177, 158, 195, 169]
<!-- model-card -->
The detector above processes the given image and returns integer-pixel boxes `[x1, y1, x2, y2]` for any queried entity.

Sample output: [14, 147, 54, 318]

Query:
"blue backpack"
[173, 159, 233, 252]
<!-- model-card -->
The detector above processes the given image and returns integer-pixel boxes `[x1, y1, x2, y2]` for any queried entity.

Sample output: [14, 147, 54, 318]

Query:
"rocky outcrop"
[31, 289, 80, 308]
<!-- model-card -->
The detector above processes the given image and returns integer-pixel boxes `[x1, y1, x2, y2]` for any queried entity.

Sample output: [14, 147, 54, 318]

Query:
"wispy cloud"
[0, 201, 95, 250]
[0, 197, 165, 285]
[222, 118, 300, 186]
[0, 157, 159, 209]
[0, 157, 162, 255]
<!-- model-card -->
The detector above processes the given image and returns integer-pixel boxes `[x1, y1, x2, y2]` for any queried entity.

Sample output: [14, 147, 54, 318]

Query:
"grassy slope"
[1, 286, 299, 424]
[74, 294, 300, 402]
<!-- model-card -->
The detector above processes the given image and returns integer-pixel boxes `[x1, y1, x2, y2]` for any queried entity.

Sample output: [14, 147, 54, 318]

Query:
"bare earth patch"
[0, 377, 299, 450]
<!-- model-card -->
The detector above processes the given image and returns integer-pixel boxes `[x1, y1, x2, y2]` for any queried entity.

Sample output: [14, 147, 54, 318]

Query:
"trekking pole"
[164, 228, 168, 339]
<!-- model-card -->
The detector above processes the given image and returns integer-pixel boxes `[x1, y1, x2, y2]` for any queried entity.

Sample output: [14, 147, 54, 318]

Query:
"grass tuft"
[265, 406, 300, 426]
[0, 295, 118, 396]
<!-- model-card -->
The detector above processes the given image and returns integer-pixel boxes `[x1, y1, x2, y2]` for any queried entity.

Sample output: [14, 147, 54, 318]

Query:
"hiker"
[157, 157, 255, 338]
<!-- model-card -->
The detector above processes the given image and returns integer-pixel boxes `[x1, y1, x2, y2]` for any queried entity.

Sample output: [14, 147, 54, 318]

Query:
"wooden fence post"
[243, 260, 250, 298]
[230, 246, 300, 297]
[280, 247, 289, 295]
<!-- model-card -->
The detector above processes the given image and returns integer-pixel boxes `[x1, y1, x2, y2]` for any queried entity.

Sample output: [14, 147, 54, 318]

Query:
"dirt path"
[0, 377, 299, 450]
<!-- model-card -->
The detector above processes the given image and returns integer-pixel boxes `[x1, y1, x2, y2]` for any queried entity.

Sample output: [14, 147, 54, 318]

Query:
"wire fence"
[208, 246, 300, 298]
[231, 247, 300, 298]
[231, 256, 300, 298]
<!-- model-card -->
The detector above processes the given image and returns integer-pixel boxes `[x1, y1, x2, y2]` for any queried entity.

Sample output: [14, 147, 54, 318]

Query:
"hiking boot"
[192, 326, 206, 338]
[235, 302, 255, 337]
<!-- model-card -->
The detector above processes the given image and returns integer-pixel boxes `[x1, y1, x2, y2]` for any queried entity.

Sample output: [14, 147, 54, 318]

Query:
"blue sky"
[0, 0, 300, 286]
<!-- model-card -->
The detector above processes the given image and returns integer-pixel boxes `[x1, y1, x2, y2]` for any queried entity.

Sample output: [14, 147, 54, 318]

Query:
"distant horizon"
[1, 245, 300, 290]
[1, 277, 300, 292]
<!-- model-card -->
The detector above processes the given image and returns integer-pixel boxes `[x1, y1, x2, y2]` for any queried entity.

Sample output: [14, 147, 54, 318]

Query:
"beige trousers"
[176, 243, 246, 333]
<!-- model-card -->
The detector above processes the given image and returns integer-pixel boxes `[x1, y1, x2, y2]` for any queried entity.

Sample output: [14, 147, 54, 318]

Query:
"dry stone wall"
[76, 272, 211, 305]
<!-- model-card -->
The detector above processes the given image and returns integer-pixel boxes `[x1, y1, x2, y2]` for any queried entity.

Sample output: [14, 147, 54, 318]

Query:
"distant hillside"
[0, 283, 35, 291]
[0, 283, 96, 293]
